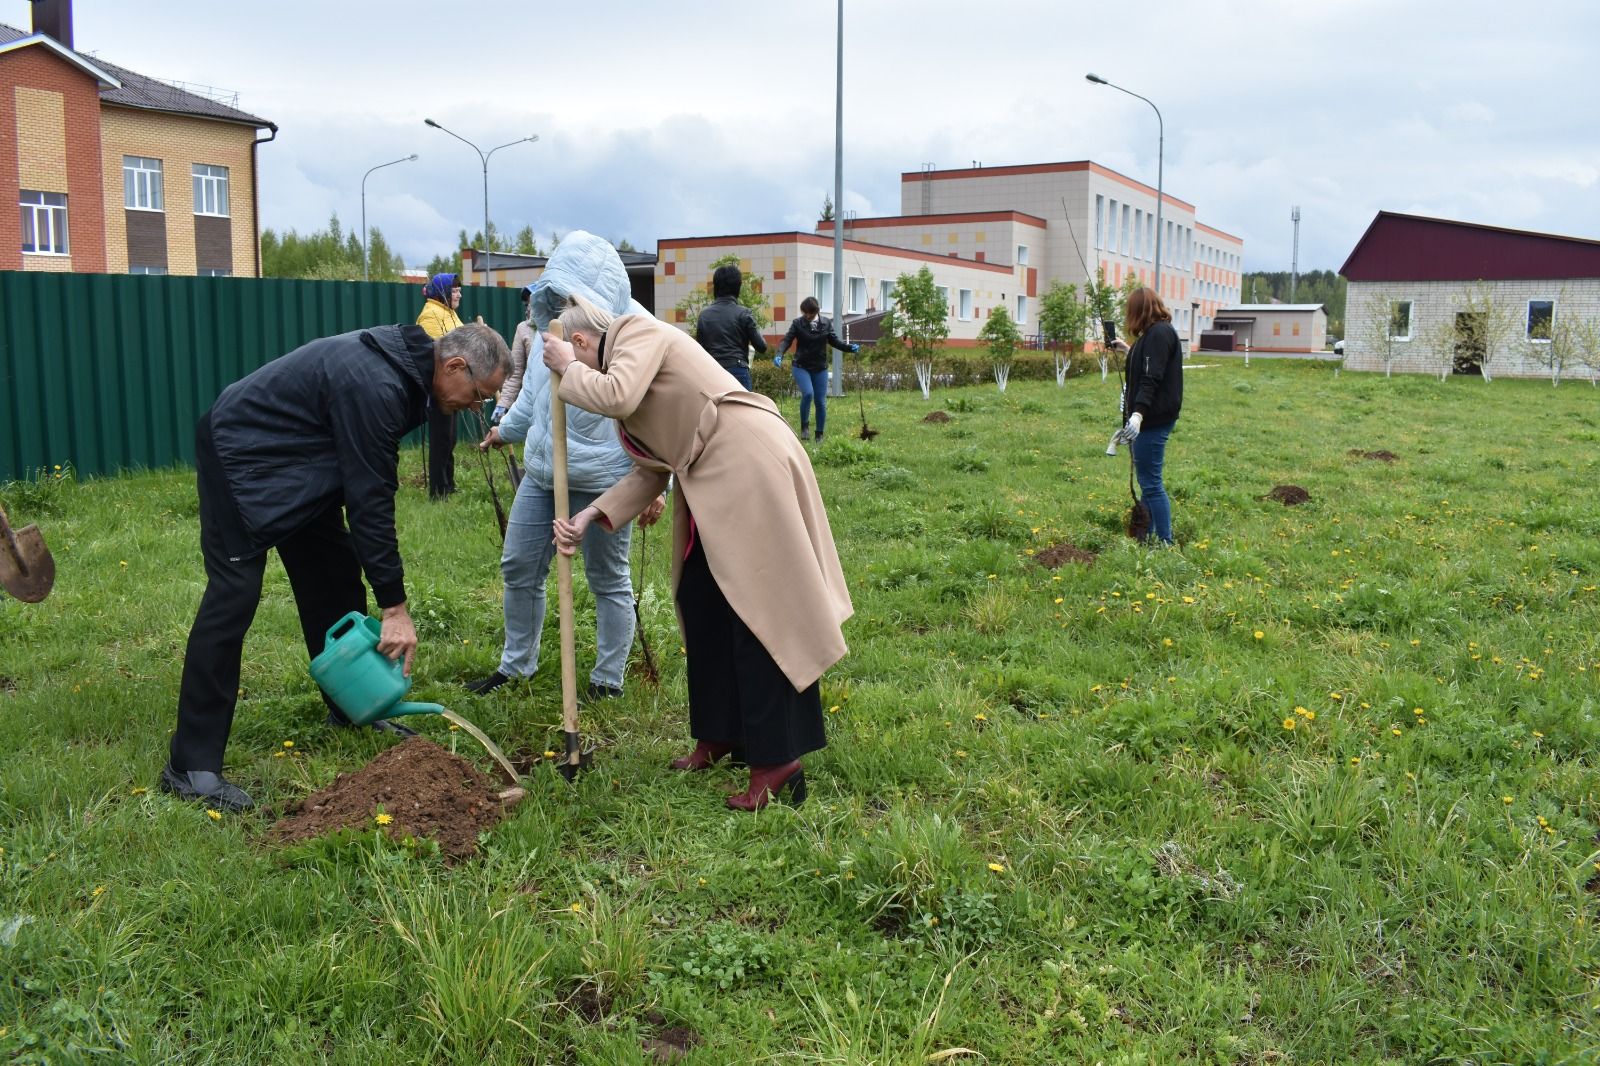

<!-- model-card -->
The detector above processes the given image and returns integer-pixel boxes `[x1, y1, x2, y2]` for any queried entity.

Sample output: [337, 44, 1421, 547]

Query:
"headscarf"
[423, 273, 458, 303]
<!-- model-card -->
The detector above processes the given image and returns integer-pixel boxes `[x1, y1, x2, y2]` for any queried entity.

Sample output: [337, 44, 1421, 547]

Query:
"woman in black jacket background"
[773, 297, 858, 441]
[1110, 286, 1183, 544]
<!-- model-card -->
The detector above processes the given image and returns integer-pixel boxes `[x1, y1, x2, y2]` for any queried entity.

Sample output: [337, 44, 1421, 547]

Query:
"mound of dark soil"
[1349, 449, 1398, 463]
[1265, 485, 1311, 506]
[1035, 542, 1097, 567]
[268, 737, 511, 861]
[922, 410, 952, 423]
[642, 1012, 702, 1062]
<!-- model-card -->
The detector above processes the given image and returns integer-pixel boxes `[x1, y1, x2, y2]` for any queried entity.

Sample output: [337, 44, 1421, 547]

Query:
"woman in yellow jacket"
[416, 273, 465, 498]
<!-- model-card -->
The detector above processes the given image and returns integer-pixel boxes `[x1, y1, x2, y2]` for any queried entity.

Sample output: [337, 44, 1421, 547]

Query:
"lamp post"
[361, 153, 417, 282]
[423, 119, 538, 289]
[829, 0, 845, 397]
[1086, 73, 1163, 296]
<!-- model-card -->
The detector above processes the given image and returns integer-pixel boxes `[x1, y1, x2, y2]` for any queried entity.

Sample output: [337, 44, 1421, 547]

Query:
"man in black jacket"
[694, 264, 767, 389]
[163, 322, 511, 811]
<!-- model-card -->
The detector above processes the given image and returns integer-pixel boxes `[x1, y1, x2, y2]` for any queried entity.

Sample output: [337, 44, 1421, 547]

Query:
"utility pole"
[830, 0, 846, 397]
[1290, 205, 1301, 302]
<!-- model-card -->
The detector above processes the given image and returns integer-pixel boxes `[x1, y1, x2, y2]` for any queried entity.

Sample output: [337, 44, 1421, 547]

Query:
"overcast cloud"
[6, 0, 1598, 272]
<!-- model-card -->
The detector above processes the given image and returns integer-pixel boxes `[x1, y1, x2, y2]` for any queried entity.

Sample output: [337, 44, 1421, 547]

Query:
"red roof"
[1340, 211, 1600, 282]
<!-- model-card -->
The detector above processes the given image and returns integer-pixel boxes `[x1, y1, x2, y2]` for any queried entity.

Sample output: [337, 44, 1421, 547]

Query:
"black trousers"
[427, 404, 456, 498]
[676, 533, 824, 766]
[171, 455, 366, 772]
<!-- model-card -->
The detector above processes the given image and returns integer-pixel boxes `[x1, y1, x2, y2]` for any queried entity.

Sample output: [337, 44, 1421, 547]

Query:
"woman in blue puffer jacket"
[471, 232, 665, 697]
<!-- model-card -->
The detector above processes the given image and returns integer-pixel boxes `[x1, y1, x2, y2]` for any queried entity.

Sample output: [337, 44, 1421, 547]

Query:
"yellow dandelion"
[448, 724, 460, 732]
[206, 809, 222, 821]
[1543, 826, 1556, 835]
[129, 786, 147, 796]
[986, 573, 996, 580]
[1409, 639, 1421, 647]
[543, 750, 556, 758]
[1329, 692, 1343, 701]
[1162, 637, 1173, 647]
[1182, 595, 1196, 604]
[374, 813, 393, 826]
[1391, 727, 1402, 737]
[92, 885, 106, 897]
[1254, 630, 1265, 640]
[973, 713, 987, 722]
[698, 878, 707, 886]
[273, 751, 286, 758]
[828, 704, 841, 713]
[1502, 795, 1514, 805]
[570, 902, 583, 913]
[987, 862, 1006, 873]
[1536, 816, 1548, 827]
[954, 750, 967, 758]
[1282, 717, 1296, 731]
[1349, 757, 1361, 767]
[283, 740, 294, 748]
[1532, 730, 1544, 738]
[1413, 707, 1425, 717]
[1404, 771, 1416, 781]
[1054, 597, 1064, 604]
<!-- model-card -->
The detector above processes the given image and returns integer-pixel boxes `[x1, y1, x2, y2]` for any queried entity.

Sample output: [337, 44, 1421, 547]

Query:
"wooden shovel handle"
[547, 324, 580, 742]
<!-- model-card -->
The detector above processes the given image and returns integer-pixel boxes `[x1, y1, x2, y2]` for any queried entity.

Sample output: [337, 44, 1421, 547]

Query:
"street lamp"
[361, 153, 418, 282]
[830, 0, 846, 397]
[424, 118, 538, 289]
[1086, 73, 1164, 296]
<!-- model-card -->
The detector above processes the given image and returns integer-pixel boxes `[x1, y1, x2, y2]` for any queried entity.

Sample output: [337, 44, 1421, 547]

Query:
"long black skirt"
[676, 532, 825, 766]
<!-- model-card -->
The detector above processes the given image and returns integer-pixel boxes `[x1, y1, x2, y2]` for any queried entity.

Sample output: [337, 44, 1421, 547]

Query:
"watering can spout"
[383, 701, 446, 719]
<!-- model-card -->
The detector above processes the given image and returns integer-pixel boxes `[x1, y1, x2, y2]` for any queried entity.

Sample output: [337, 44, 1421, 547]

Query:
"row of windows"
[1384, 299, 1558, 342]
[122, 156, 230, 217]
[811, 271, 1029, 325]
[20, 188, 230, 272]
[1091, 194, 1243, 276]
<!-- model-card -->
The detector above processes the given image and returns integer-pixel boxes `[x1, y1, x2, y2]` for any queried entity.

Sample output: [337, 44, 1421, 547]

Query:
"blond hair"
[556, 293, 616, 340]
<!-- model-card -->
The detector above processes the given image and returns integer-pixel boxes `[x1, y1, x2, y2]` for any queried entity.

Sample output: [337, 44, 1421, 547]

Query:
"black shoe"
[799, 424, 809, 438]
[325, 711, 418, 738]
[160, 764, 254, 812]
[586, 682, 623, 701]
[465, 670, 514, 695]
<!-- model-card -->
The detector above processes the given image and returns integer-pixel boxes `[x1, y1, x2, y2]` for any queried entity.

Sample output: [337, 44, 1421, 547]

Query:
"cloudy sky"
[7, 0, 1597, 272]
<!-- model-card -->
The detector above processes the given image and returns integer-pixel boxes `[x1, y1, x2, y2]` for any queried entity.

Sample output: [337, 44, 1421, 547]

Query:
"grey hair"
[438, 322, 512, 379]
[557, 293, 616, 340]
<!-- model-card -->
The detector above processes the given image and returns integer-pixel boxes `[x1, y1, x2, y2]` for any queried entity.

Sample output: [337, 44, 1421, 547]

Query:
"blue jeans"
[1131, 421, 1174, 544]
[792, 366, 829, 436]
[499, 483, 634, 688]
[723, 363, 752, 390]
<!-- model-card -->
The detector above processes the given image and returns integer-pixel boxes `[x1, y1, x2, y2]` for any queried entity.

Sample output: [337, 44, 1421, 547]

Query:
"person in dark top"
[163, 323, 511, 812]
[1110, 286, 1183, 544]
[773, 296, 858, 441]
[694, 264, 767, 390]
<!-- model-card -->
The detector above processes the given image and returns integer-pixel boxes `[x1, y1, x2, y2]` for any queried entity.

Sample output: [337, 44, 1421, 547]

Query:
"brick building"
[1341, 212, 1600, 379]
[658, 159, 1243, 348]
[1, 3, 275, 277]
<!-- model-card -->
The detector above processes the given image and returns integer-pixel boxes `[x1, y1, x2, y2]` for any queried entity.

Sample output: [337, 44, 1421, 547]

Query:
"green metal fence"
[0, 272, 525, 482]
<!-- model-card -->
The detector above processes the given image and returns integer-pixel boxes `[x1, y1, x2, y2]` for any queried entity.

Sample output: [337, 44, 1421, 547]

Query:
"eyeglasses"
[464, 365, 497, 404]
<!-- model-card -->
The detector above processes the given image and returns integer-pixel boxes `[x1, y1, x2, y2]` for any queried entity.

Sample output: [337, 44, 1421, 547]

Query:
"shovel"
[0, 503, 54, 602]
[548, 323, 595, 781]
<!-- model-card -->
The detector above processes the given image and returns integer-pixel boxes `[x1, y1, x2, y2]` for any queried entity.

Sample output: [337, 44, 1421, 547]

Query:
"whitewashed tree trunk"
[915, 359, 933, 400]
[1098, 355, 1108, 382]
[994, 362, 1011, 393]
[1054, 353, 1069, 386]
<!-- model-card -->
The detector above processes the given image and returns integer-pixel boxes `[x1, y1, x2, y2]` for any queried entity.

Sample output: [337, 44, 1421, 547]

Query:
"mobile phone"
[1102, 319, 1117, 345]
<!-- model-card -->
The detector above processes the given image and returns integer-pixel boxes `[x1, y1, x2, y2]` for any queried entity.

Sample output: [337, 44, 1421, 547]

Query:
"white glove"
[1114, 411, 1143, 444]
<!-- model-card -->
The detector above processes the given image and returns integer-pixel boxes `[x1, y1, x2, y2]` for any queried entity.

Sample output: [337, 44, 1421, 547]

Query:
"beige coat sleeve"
[591, 466, 671, 531]
[556, 318, 667, 420]
[498, 322, 532, 408]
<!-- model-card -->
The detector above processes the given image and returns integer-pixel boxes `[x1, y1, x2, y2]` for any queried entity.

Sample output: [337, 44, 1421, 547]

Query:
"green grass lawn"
[3, 360, 1598, 1064]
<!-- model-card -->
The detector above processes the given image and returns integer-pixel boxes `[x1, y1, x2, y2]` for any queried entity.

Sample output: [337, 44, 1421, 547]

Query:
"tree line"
[1241, 269, 1346, 338]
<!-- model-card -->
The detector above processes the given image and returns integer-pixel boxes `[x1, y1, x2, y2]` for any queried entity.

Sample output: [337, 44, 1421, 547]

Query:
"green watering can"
[309, 612, 521, 784]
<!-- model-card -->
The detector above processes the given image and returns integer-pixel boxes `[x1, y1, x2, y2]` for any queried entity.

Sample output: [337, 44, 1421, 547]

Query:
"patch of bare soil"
[267, 738, 511, 862]
[922, 410, 952, 423]
[1349, 449, 1399, 463]
[642, 1012, 703, 1062]
[1264, 485, 1311, 506]
[1035, 542, 1097, 568]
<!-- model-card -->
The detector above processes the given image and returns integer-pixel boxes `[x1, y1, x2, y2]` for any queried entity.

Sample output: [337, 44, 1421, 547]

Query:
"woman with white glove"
[1109, 287, 1183, 544]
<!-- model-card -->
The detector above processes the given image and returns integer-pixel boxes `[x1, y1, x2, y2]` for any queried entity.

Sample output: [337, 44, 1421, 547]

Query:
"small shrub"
[950, 448, 988, 473]
[862, 465, 915, 490]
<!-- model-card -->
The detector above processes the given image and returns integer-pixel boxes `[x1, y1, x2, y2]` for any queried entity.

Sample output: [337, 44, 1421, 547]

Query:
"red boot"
[670, 741, 736, 772]
[726, 760, 806, 811]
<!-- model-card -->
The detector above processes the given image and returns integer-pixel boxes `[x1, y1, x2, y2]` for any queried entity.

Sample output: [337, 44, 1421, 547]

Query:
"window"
[128, 265, 168, 275]
[1389, 300, 1413, 341]
[1015, 295, 1028, 325]
[123, 156, 164, 211]
[879, 279, 895, 312]
[198, 268, 231, 278]
[1145, 215, 1154, 262]
[1133, 209, 1143, 259]
[1094, 196, 1105, 250]
[1527, 299, 1554, 341]
[813, 270, 833, 308]
[19, 191, 68, 254]
[936, 285, 950, 316]
[847, 275, 867, 314]
[1017, 244, 1029, 266]
[192, 164, 229, 217]
[1120, 204, 1130, 255]
[958, 288, 973, 320]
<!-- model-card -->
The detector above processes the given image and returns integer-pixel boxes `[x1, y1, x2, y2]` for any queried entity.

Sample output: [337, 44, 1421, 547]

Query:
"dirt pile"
[268, 737, 512, 861]
[922, 410, 952, 423]
[1264, 485, 1311, 506]
[1035, 542, 1097, 567]
[1349, 449, 1399, 462]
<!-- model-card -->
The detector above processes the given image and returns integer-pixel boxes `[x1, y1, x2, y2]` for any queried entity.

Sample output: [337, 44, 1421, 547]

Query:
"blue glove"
[849, 343, 860, 353]
[490, 404, 507, 425]
[773, 354, 783, 368]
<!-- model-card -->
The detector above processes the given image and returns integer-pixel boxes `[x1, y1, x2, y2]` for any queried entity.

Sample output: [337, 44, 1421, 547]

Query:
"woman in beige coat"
[545, 295, 852, 811]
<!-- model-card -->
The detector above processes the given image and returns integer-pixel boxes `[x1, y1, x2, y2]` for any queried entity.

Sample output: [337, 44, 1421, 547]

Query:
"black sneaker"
[465, 670, 514, 695]
[586, 682, 623, 701]
[160, 764, 254, 812]
[325, 711, 418, 738]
